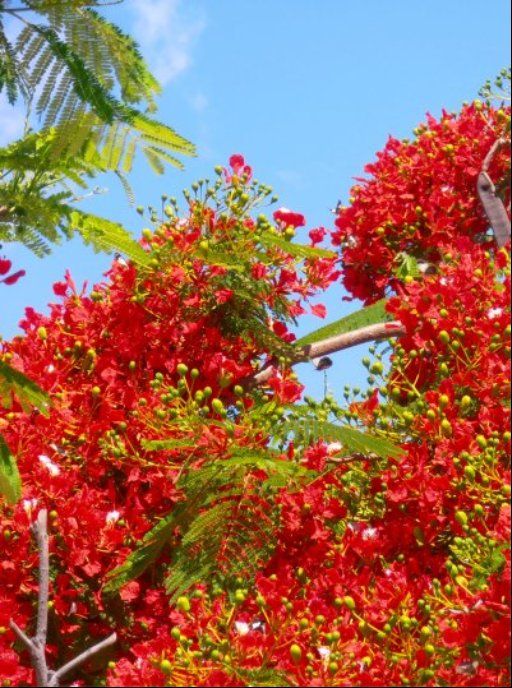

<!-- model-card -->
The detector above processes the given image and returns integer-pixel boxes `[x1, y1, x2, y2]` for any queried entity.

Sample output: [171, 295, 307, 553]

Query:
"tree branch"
[9, 508, 117, 687]
[49, 633, 117, 686]
[32, 510, 49, 648]
[477, 137, 511, 248]
[251, 320, 405, 386]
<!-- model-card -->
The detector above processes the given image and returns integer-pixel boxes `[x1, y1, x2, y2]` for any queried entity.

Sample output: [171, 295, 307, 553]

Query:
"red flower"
[0, 256, 25, 285]
[225, 153, 252, 182]
[0, 258, 12, 275]
[308, 227, 327, 245]
[1, 269, 25, 285]
[273, 207, 306, 228]
[310, 303, 327, 318]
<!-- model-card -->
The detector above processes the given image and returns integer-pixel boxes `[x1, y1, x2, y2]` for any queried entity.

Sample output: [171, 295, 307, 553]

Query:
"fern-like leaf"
[295, 299, 391, 347]
[0, 360, 50, 416]
[104, 448, 308, 596]
[69, 209, 151, 267]
[283, 414, 402, 460]
[260, 232, 336, 260]
[0, 434, 21, 505]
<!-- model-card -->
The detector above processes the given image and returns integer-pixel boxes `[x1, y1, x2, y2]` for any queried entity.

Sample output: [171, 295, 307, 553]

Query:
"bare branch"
[477, 138, 511, 248]
[251, 320, 405, 386]
[31, 510, 49, 646]
[50, 633, 117, 686]
[302, 321, 405, 360]
[482, 137, 508, 173]
[10, 509, 116, 686]
[9, 619, 34, 652]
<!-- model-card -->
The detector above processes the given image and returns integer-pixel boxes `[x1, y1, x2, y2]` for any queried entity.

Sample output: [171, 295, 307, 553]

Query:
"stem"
[250, 321, 405, 386]
[10, 508, 116, 687]
[477, 138, 511, 248]
[32, 510, 49, 647]
[49, 633, 117, 687]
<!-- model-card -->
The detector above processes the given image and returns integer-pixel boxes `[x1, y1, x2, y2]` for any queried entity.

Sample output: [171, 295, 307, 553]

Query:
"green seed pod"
[176, 596, 190, 612]
[160, 659, 172, 674]
[211, 398, 224, 414]
[290, 643, 302, 664]
[343, 595, 356, 610]
[455, 510, 468, 526]
[176, 363, 188, 377]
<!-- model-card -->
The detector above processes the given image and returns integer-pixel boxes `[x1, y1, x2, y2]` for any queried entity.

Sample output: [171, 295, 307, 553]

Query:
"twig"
[250, 320, 405, 386]
[477, 138, 511, 248]
[9, 509, 116, 687]
[49, 633, 118, 687]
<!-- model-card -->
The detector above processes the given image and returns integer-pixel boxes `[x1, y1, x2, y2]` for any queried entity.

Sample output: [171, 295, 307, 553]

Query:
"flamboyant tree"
[0, 84, 510, 687]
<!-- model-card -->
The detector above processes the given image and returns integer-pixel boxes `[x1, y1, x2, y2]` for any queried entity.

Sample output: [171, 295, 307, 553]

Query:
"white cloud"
[189, 91, 208, 112]
[275, 169, 305, 189]
[0, 95, 24, 145]
[129, 0, 205, 86]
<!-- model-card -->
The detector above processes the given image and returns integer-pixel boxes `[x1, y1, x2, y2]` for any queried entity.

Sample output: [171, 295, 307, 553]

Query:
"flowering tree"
[0, 89, 510, 686]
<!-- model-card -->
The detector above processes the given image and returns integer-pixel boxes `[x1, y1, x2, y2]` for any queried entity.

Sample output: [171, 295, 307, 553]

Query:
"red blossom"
[273, 207, 306, 228]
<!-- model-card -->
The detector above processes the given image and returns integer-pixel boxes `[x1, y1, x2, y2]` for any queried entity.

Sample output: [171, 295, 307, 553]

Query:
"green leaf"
[103, 511, 177, 594]
[201, 248, 245, 272]
[260, 232, 336, 260]
[235, 667, 291, 687]
[287, 416, 403, 460]
[0, 434, 21, 505]
[0, 360, 50, 415]
[295, 299, 391, 347]
[29, 24, 118, 123]
[70, 210, 151, 267]
[394, 252, 421, 279]
[142, 437, 197, 452]
[105, 448, 307, 595]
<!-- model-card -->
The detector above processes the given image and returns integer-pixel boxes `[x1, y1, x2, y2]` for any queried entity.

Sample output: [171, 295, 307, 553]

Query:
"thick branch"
[252, 320, 405, 386]
[32, 510, 49, 647]
[10, 509, 116, 687]
[477, 138, 511, 248]
[10, 511, 50, 685]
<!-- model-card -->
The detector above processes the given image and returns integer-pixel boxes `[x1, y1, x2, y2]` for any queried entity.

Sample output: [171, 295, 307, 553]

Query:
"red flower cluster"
[0, 98, 510, 688]
[105, 244, 510, 687]
[0, 164, 338, 684]
[332, 103, 510, 303]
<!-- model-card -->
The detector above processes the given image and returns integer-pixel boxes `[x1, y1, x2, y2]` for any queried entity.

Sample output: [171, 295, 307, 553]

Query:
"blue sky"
[1, 0, 510, 399]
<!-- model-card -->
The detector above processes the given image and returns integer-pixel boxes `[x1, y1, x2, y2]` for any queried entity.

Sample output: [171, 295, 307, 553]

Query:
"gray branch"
[49, 633, 117, 687]
[9, 508, 116, 687]
[251, 320, 405, 386]
[477, 137, 511, 248]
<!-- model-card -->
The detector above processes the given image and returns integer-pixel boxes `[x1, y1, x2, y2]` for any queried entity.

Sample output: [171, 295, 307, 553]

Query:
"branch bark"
[477, 137, 511, 248]
[9, 508, 116, 687]
[251, 320, 405, 386]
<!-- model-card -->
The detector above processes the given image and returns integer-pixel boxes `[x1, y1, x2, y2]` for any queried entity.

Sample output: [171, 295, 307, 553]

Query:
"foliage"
[0, 0, 194, 507]
[0, 0, 194, 258]
[295, 298, 390, 347]
[0, 94, 510, 688]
